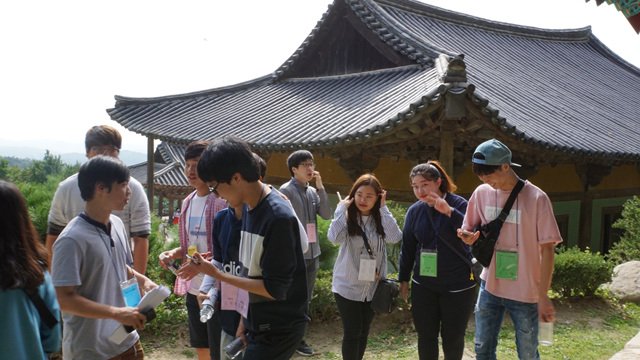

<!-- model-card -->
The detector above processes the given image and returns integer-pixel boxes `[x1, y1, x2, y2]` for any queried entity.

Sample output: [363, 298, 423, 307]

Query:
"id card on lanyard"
[306, 223, 317, 243]
[420, 206, 438, 277]
[495, 250, 518, 280]
[120, 277, 141, 307]
[358, 255, 377, 281]
[220, 282, 249, 317]
[420, 250, 438, 277]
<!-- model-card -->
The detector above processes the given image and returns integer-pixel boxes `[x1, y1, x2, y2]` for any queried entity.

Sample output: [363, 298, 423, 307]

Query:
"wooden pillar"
[168, 198, 175, 223]
[157, 193, 164, 218]
[579, 189, 594, 251]
[439, 119, 456, 175]
[147, 136, 155, 211]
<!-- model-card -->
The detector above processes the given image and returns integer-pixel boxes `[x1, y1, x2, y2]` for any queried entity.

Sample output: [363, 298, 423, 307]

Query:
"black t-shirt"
[239, 189, 309, 334]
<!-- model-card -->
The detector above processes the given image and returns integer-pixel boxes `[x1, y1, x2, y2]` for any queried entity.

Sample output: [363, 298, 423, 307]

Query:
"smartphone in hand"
[186, 254, 201, 264]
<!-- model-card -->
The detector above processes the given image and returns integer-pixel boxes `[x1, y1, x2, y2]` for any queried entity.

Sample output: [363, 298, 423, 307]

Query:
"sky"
[1, 0, 640, 155]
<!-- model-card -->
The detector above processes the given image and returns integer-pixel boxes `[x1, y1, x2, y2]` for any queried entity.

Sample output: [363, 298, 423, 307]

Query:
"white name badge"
[220, 281, 239, 311]
[358, 255, 376, 282]
[306, 223, 317, 243]
[236, 289, 249, 318]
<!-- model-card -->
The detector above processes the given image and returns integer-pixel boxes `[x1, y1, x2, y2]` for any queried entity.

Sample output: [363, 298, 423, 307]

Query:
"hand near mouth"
[312, 170, 324, 190]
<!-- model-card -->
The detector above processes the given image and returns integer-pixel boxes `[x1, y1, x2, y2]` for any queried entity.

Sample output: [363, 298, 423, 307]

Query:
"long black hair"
[346, 174, 386, 239]
[0, 181, 48, 290]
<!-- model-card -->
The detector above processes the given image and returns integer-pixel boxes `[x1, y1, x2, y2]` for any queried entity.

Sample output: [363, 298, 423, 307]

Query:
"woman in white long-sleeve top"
[328, 174, 402, 360]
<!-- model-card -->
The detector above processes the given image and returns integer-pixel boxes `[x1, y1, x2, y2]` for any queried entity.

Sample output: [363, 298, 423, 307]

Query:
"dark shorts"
[186, 293, 209, 348]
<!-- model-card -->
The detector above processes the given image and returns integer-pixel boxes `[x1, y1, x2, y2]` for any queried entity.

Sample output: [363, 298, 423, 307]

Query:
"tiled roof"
[108, 0, 640, 162]
[129, 142, 189, 189]
[376, 0, 640, 159]
[110, 65, 441, 151]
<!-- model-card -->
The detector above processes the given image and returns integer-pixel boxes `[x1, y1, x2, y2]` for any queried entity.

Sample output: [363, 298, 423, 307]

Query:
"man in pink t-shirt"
[458, 139, 562, 360]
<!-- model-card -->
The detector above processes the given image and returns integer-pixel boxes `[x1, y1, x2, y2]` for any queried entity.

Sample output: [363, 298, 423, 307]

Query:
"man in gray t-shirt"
[52, 156, 157, 359]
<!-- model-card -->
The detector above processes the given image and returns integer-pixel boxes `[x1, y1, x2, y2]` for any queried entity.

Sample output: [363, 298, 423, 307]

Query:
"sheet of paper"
[110, 285, 171, 344]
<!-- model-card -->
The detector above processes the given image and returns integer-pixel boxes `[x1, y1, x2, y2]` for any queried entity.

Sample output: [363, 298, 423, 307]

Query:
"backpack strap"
[23, 287, 58, 329]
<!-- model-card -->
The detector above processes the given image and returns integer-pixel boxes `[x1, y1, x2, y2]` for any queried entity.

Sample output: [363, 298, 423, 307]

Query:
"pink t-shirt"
[463, 181, 563, 303]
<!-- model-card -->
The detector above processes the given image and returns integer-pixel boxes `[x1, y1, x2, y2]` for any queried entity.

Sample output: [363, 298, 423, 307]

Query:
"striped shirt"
[328, 204, 402, 302]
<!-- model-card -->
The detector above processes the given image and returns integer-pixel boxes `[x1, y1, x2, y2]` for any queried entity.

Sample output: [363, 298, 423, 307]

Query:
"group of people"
[0, 123, 562, 360]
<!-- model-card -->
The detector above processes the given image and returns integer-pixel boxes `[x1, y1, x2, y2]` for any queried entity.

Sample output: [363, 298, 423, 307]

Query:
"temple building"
[109, 0, 640, 253]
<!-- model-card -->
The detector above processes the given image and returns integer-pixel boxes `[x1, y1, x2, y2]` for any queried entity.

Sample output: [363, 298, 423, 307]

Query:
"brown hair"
[85, 125, 122, 152]
[409, 160, 457, 194]
[346, 174, 386, 238]
[185, 140, 211, 161]
[0, 181, 49, 290]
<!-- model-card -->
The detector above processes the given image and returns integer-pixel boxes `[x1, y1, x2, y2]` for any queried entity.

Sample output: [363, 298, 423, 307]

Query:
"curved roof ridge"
[587, 35, 640, 76]
[376, 0, 592, 42]
[274, 3, 335, 77]
[112, 74, 275, 106]
[345, 0, 447, 66]
[285, 64, 422, 82]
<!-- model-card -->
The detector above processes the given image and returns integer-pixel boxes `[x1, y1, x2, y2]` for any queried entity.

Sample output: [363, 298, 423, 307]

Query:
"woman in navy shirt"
[398, 162, 476, 360]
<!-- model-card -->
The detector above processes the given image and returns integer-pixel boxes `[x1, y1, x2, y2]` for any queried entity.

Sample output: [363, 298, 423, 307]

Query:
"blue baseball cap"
[472, 139, 521, 167]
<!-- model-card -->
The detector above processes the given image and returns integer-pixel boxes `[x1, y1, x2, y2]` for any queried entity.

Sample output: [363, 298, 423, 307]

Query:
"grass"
[140, 294, 640, 360]
[295, 293, 640, 360]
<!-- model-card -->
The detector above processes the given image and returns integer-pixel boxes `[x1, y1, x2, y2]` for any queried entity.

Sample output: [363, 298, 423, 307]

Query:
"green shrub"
[309, 270, 338, 321]
[552, 246, 612, 297]
[143, 214, 187, 335]
[17, 175, 63, 240]
[386, 201, 407, 272]
[318, 217, 339, 271]
[608, 196, 640, 266]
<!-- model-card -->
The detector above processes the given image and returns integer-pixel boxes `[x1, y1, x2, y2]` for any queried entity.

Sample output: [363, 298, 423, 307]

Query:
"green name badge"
[420, 250, 437, 277]
[495, 250, 518, 280]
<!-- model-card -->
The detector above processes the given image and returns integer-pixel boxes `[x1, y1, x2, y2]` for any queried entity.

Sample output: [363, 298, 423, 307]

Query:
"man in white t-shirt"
[458, 139, 563, 360]
[159, 140, 227, 360]
[46, 125, 151, 274]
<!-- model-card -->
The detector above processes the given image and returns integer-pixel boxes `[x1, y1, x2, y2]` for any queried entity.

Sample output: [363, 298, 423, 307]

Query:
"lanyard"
[188, 193, 209, 243]
[422, 203, 440, 251]
[293, 180, 312, 222]
[495, 190, 519, 248]
[89, 218, 124, 283]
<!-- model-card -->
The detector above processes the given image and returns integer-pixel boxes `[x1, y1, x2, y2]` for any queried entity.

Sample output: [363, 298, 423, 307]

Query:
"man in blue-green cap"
[457, 139, 563, 360]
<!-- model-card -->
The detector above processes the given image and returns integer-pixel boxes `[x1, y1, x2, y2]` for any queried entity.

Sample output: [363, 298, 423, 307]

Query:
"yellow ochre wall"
[267, 154, 640, 196]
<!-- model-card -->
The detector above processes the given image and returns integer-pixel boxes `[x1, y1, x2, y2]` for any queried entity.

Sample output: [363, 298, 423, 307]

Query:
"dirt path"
[142, 311, 474, 360]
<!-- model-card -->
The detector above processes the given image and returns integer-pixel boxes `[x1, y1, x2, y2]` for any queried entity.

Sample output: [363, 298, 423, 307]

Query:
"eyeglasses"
[209, 183, 220, 196]
[299, 162, 315, 169]
[91, 145, 120, 156]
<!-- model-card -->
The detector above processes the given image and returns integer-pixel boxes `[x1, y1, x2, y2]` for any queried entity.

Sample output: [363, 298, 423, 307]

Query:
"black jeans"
[242, 328, 304, 360]
[333, 292, 375, 360]
[411, 282, 476, 360]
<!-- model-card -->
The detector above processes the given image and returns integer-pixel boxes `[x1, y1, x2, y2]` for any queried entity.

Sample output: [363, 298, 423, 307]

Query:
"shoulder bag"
[361, 228, 399, 314]
[471, 179, 525, 267]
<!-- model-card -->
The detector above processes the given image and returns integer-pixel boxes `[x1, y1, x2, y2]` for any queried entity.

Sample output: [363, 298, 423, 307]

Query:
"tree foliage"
[607, 196, 640, 266]
[3, 151, 81, 240]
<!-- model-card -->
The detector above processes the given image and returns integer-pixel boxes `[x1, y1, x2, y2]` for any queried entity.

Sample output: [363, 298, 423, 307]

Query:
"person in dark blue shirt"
[398, 161, 476, 360]
[185, 136, 308, 360]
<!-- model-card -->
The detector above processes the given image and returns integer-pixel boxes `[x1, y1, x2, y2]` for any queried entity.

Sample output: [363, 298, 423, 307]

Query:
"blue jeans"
[474, 281, 540, 360]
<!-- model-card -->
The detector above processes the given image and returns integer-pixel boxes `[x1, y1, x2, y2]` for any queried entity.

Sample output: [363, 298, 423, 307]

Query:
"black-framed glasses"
[209, 183, 220, 196]
[299, 162, 315, 169]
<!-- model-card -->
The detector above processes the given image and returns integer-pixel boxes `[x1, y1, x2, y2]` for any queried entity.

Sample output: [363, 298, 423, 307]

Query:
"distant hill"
[0, 146, 147, 166]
